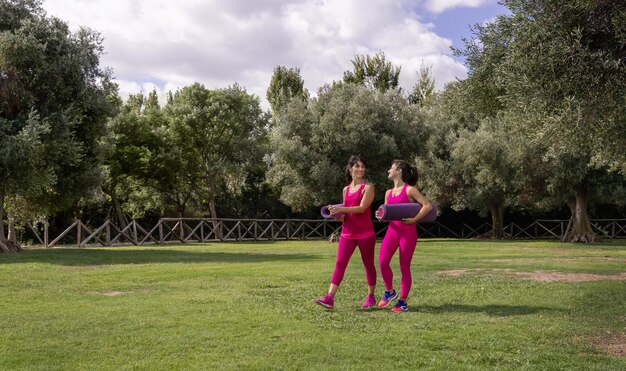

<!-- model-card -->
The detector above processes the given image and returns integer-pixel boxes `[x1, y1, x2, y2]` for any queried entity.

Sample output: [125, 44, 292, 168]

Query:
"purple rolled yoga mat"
[376, 203, 437, 222]
[320, 204, 345, 219]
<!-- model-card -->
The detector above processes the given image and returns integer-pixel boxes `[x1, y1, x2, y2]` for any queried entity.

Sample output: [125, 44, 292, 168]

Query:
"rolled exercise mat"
[376, 203, 437, 222]
[320, 204, 345, 219]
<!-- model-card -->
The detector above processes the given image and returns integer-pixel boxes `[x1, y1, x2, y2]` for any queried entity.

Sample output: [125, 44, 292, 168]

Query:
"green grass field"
[1, 239, 625, 370]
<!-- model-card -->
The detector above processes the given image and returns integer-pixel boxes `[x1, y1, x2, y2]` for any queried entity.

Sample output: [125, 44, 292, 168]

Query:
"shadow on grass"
[416, 303, 556, 316]
[0, 248, 319, 266]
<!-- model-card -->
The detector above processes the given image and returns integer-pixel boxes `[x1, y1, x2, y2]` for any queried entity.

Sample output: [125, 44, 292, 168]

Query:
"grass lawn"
[1, 239, 625, 370]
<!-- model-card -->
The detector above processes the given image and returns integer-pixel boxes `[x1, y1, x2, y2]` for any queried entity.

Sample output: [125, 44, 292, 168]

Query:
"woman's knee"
[337, 258, 350, 269]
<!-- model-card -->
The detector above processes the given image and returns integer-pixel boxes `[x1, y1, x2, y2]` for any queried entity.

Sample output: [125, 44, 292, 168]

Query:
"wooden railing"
[20, 218, 626, 248]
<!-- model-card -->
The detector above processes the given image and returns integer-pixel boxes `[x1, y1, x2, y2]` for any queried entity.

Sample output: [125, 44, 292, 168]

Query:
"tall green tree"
[343, 51, 401, 92]
[0, 0, 114, 252]
[267, 83, 428, 211]
[415, 86, 466, 210]
[450, 118, 519, 237]
[408, 65, 435, 106]
[266, 66, 308, 117]
[453, 0, 626, 242]
[501, 0, 625, 241]
[418, 82, 519, 238]
[103, 91, 179, 225]
[166, 83, 269, 219]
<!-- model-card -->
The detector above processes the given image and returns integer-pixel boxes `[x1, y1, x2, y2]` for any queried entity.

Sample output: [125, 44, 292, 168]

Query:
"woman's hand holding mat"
[320, 204, 345, 219]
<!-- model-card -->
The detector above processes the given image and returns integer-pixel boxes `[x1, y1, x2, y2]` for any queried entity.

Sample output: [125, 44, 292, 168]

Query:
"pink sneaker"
[315, 293, 334, 309]
[362, 294, 376, 308]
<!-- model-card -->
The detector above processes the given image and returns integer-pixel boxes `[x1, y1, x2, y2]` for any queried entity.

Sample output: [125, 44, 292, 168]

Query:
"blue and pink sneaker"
[361, 294, 376, 309]
[391, 299, 409, 312]
[315, 293, 334, 309]
[378, 289, 398, 307]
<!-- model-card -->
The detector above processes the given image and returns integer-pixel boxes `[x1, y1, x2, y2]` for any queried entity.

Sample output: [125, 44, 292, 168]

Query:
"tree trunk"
[490, 203, 505, 239]
[563, 190, 598, 243]
[7, 218, 22, 252]
[102, 182, 129, 228]
[110, 189, 128, 228]
[205, 177, 222, 240]
[208, 196, 218, 220]
[205, 176, 218, 219]
[0, 188, 20, 253]
[0, 188, 8, 252]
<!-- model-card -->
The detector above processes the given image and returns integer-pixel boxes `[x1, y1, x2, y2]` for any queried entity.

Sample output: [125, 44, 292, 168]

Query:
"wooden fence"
[20, 218, 626, 248]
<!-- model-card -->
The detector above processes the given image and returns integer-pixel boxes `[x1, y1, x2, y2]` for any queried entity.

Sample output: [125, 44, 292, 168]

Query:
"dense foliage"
[2, 0, 625, 251]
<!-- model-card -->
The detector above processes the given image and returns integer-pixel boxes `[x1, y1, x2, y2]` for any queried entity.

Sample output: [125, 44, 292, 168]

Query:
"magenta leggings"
[331, 235, 377, 286]
[379, 226, 417, 299]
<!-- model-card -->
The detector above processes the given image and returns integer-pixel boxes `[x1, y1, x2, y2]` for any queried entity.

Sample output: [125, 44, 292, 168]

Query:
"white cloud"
[43, 0, 469, 109]
[424, 0, 493, 14]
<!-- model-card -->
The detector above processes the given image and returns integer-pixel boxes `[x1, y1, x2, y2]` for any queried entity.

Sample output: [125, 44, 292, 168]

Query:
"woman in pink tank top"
[376, 160, 432, 313]
[315, 155, 377, 310]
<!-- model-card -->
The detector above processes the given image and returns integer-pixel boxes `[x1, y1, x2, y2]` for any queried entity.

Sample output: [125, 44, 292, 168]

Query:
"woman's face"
[351, 161, 366, 179]
[387, 163, 400, 180]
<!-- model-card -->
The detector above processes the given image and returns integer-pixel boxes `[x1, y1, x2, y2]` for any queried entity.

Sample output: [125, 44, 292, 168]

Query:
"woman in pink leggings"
[315, 155, 377, 309]
[376, 160, 432, 312]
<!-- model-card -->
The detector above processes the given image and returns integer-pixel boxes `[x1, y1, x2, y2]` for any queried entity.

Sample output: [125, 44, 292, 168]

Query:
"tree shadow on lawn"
[415, 303, 558, 317]
[0, 247, 319, 266]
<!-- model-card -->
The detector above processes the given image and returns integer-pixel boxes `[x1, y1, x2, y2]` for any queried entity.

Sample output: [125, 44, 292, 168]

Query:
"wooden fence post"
[77, 220, 81, 246]
[133, 220, 138, 245]
[44, 221, 49, 248]
[106, 220, 111, 246]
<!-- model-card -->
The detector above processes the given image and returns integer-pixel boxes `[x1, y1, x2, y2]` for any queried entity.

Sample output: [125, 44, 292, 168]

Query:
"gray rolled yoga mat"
[376, 203, 437, 222]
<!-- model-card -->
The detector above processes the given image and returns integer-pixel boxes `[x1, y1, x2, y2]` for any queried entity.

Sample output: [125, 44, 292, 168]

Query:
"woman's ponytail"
[393, 160, 418, 186]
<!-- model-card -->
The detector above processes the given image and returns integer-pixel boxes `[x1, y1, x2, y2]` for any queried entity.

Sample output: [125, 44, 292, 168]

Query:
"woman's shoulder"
[405, 185, 421, 197]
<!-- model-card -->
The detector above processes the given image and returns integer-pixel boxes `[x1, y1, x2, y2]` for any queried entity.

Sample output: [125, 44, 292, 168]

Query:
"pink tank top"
[387, 184, 416, 232]
[341, 182, 375, 239]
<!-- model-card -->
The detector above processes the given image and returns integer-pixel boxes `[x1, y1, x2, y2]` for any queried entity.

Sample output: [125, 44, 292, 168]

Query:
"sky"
[42, 0, 509, 110]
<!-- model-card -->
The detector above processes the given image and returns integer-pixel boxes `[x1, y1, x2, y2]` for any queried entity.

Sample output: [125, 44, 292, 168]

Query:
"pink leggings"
[331, 235, 377, 286]
[379, 226, 417, 299]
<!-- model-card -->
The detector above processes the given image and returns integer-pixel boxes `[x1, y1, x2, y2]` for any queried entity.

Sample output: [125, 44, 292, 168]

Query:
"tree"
[267, 83, 428, 211]
[266, 66, 308, 117]
[450, 118, 519, 238]
[166, 83, 269, 219]
[415, 87, 465, 210]
[102, 91, 176, 226]
[417, 82, 519, 238]
[500, 0, 626, 241]
[0, 113, 51, 251]
[453, 0, 626, 242]
[0, 0, 114, 252]
[408, 64, 435, 106]
[343, 51, 401, 92]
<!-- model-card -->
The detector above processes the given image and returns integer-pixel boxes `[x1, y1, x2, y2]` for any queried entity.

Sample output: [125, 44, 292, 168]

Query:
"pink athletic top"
[387, 184, 417, 232]
[341, 182, 375, 239]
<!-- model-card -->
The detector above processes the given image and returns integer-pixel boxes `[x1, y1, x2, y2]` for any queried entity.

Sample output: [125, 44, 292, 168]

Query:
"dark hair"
[345, 155, 368, 184]
[392, 159, 418, 186]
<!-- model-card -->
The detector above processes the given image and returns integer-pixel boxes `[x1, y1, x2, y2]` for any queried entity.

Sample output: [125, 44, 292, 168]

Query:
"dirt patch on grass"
[435, 269, 474, 277]
[592, 333, 626, 358]
[101, 291, 130, 296]
[607, 343, 626, 357]
[436, 269, 626, 282]
[487, 257, 626, 263]
[514, 270, 626, 282]
[436, 268, 512, 277]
